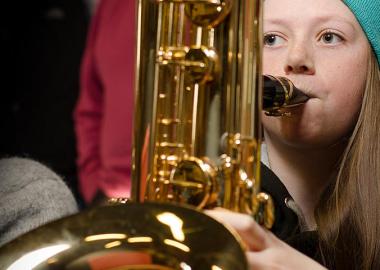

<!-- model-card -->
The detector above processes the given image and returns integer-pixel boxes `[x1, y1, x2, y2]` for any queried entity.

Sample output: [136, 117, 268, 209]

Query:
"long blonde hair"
[316, 50, 380, 269]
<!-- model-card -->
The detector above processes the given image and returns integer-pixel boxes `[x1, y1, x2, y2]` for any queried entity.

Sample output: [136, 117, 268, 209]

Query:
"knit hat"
[344, 0, 380, 66]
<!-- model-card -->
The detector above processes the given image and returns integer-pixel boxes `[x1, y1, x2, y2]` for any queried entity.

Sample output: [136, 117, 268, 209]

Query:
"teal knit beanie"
[344, 0, 380, 66]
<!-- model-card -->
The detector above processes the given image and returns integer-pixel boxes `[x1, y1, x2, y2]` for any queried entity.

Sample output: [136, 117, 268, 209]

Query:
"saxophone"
[0, 1, 307, 269]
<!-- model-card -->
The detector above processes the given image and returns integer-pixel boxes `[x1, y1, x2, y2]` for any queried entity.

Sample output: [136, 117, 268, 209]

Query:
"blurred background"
[0, 0, 99, 206]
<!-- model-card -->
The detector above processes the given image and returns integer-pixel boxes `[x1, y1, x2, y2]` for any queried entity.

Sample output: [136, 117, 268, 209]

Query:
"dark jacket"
[261, 163, 321, 264]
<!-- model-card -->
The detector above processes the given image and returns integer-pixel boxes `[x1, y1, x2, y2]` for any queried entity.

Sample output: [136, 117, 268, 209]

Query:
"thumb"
[205, 208, 269, 251]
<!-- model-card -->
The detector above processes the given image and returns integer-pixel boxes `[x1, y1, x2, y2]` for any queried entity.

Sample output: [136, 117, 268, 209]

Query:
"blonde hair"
[316, 49, 380, 269]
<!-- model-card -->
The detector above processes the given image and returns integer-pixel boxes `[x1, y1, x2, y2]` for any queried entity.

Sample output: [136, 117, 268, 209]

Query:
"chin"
[264, 119, 349, 151]
[280, 135, 336, 149]
[262, 105, 342, 149]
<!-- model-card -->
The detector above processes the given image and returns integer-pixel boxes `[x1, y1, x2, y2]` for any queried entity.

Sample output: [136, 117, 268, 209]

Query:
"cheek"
[263, 50, 284, 75]
[318, 44, 368, 96]
[321, 51, 367, 120]
[323, 78, 364, 141]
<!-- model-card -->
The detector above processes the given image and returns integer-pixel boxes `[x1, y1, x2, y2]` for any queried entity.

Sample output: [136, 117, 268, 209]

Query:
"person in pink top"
[74, 0, 135, 204]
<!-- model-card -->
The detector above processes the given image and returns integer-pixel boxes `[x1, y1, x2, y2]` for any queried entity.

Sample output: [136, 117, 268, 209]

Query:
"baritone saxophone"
[133, 0, 275, 227]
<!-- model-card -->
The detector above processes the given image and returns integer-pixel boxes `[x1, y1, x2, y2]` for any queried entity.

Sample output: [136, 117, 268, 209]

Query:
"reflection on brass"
[255, 192, 275, 229]
[220, 133, 258, 214]
[184, 47, 218, 84]
[170, 156, 218, 208]
[157, 46, 218, 84]
[108, 197, 131, 204]
[184, 0, 233, 27]
[0, 204, 248, 269]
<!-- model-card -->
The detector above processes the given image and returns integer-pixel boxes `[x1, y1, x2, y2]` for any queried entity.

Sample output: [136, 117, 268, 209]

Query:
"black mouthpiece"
[263, 75, 309, 110]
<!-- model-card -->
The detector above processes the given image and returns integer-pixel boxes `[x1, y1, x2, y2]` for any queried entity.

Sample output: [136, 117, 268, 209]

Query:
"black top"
[261, 163, 321, 264]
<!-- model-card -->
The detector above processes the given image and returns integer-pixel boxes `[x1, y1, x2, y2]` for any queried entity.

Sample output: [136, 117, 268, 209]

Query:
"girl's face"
[262, 0, 370, 148]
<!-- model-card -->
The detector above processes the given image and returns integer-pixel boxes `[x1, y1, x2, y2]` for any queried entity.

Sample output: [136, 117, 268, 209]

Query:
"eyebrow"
[265, 15, 356, 32]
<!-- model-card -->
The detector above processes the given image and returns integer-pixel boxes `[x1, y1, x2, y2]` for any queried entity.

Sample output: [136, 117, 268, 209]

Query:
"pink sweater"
[74, 0, 135, 203]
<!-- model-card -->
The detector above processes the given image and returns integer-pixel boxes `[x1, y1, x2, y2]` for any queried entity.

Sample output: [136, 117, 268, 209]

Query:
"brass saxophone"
[0, 1, 308, 269]
[133, 0, 266, 218]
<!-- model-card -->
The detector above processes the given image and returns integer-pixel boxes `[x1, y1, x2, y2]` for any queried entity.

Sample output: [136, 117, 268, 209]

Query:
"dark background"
[0, 1, 92, 205]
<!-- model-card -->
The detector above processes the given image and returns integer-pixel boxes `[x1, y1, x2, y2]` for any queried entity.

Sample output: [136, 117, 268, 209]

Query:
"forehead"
[264, 0, 357, 24]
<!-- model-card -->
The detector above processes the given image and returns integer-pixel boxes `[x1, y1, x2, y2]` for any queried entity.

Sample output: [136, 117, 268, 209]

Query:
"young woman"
[207, 0, 380, 269]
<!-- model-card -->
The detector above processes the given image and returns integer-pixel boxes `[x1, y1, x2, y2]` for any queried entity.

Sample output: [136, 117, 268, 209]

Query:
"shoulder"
[0, 157, 63, 193]
[0, 157, 78, 216]
[0, 158, 78, 246]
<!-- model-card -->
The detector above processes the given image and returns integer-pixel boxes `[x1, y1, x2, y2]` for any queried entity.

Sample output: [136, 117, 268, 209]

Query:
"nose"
[284, 41, 315, 75]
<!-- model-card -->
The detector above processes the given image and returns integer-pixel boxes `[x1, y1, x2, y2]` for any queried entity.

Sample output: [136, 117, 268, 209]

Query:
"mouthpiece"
[263, 75, 309, 116]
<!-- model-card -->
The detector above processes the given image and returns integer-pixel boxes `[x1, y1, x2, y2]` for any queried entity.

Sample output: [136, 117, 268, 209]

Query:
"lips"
[299, 88, 315, 98]
[292, 83, 317, 99]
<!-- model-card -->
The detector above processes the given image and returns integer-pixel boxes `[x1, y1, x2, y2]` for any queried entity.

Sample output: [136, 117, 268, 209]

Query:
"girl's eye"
[264, 34, 286, 47]
[320, 32, 343, 44]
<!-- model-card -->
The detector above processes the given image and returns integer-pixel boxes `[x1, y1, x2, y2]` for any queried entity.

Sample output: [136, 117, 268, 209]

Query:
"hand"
[205, 208, 327, 270]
